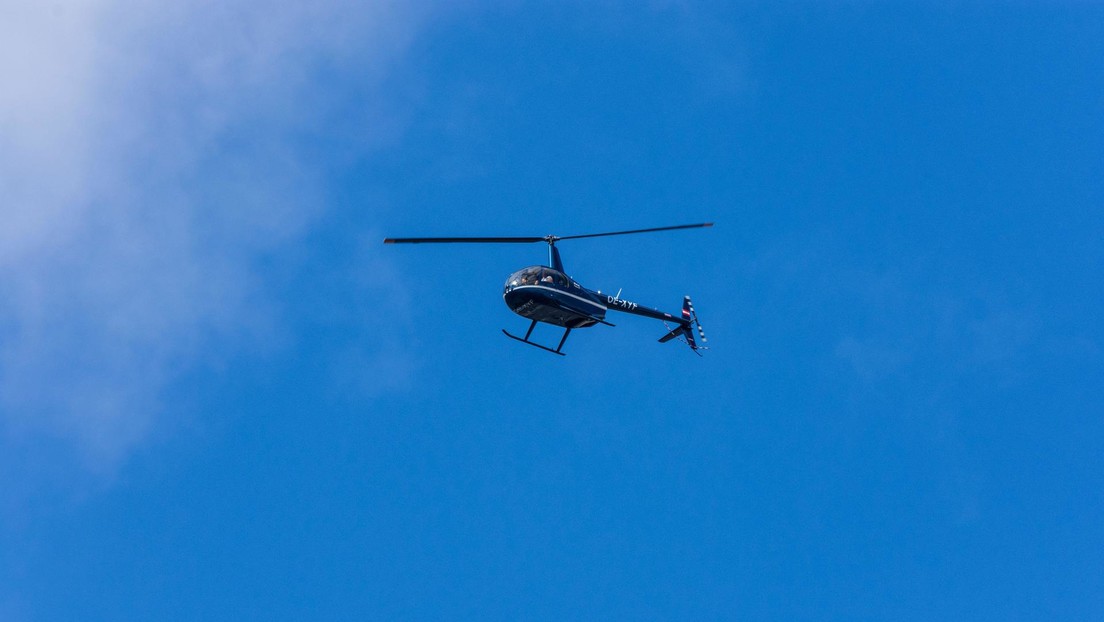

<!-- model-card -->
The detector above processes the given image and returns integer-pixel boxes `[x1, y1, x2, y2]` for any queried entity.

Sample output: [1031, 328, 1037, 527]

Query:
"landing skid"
[502, 320, 571, 356]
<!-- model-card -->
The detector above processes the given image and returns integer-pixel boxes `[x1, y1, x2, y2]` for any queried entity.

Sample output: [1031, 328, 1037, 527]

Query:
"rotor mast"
[546, 237, 565, 272]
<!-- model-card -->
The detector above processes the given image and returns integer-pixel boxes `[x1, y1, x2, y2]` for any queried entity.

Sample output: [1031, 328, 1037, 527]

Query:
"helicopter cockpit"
[504, 266, 572, 292]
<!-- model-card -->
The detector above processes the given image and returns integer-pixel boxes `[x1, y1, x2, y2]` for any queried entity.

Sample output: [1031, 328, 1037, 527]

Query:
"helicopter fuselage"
[503, 266, 606, 328]
[503, 265, 682, 329]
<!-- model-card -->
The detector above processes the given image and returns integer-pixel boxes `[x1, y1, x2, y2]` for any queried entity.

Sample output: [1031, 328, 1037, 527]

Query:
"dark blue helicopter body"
[503, 266, 607, 328]
[384, 223, 711, 355]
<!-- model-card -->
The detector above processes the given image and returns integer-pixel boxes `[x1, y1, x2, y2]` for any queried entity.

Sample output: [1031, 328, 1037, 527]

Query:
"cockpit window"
[539, 268, 569, 287]
[522, 267, 542, 285]
[505, 267, 570, 289]
[505, 267, 541, 288]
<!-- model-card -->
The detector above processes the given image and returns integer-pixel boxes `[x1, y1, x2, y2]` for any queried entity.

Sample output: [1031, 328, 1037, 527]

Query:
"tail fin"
[659, 296, 708, 354]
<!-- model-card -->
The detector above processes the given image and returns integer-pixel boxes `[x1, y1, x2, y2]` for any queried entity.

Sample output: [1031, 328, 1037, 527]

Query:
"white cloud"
[0, 0, 430, 470]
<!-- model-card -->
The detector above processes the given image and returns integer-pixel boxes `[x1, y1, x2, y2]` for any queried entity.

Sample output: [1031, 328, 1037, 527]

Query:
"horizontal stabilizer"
[659, 325, 684, 343]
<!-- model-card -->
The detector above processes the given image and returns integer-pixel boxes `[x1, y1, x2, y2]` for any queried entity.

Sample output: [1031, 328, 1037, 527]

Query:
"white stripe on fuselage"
[506, 285, 607, 312]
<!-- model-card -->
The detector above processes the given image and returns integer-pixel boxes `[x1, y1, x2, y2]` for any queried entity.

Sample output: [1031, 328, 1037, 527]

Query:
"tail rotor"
[684, 296, 708, 352]
[660, 296, 708, 355]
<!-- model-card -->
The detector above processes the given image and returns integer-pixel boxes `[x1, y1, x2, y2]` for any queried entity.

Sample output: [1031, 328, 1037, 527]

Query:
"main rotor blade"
[556, 222, 713, 241]
[383, 236, 545, 244]
[384, 223, 713, 245]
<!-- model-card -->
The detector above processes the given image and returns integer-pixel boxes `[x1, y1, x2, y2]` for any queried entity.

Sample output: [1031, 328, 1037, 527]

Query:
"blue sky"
[1, 2, 1102, 620]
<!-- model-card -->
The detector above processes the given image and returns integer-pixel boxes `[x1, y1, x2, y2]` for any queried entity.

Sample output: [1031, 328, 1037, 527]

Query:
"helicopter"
[383, 223, 712, 355]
